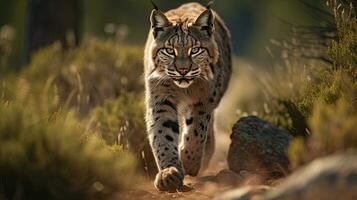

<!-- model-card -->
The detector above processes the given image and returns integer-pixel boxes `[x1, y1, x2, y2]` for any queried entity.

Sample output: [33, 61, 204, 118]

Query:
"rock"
[228, 116, 292, 179]
[214, 185, 271, 200]
[262, 151, 357, 200]
[215, 169, 243, 186]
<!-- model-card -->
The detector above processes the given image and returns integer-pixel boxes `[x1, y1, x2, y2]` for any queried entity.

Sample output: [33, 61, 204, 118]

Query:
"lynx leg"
[180, 102, 213, 176]
[202, 115, 215, 170]
[146, 90, 184, 191]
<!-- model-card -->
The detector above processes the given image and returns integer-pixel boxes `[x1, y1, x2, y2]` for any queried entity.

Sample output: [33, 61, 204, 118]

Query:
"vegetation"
[91, 93, 145, 146]
[0, 38, 145, 199]
[288, 0, 356, 166]
[23, 39, 144, 116]
[89, 93, 158, 177]
[230, 0, 356, 167]
[0, 79, 135, 200]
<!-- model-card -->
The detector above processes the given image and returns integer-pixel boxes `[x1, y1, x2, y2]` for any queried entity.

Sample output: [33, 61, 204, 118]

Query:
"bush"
[288, 137, 308, 168]
[0, 81, 136, 200]
[0, 38, 154, 180]
[289, 97, 357, 167]
[91, 92, 145, 146]
[90, 93, 158, 178]
[288, 0, 356, 167]
[229, 0, 356, 168]
[231, 63, 312, 137]
[328, 0, 357, 79]
[23, 39, 144, 116]
[309, 98, 357, 155]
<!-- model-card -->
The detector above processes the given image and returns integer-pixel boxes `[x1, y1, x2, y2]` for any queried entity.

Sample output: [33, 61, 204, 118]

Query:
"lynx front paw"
[154, 166, 184, 192]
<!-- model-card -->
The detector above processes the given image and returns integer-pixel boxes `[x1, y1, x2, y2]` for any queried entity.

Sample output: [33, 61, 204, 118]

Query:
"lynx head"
[149, 4, 219, 88]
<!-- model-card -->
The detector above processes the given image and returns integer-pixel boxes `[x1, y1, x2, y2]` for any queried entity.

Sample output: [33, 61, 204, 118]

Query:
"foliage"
[0, 79, 136, 200]
[309, 98, 357, 154]
[5, 38, 154, 179]
[329, 19, 357, 79]
[23, 38, 144, 116]
[288, 137, 308, 168]
[89, 93, 157, 177]
[328, 0, 357, 79]
[231, 0, 356, 167]
[231, 62, 313, 137]
[287, 0, 357, 166]
[91, 92, 146, 147]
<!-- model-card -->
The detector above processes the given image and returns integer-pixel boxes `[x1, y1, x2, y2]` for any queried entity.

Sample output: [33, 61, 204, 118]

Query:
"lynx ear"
[150, 9, 171, 38]
[194, 9, 214, 35]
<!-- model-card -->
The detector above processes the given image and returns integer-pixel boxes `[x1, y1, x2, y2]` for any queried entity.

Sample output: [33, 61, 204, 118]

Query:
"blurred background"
[0, 0, 332, 69]
[0, 0, 355, 199]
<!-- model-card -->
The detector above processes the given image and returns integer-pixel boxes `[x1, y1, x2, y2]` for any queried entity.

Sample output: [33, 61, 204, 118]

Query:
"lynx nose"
[177, 68, 189, 76]
[175, 57, 191, 76]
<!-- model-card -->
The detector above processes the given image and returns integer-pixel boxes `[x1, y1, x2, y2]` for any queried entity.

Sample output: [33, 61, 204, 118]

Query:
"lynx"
[144, 2, 232, 191]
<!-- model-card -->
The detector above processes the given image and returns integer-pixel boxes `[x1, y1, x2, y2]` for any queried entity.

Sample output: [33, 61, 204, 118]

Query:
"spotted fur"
[144, 2, 232, 191]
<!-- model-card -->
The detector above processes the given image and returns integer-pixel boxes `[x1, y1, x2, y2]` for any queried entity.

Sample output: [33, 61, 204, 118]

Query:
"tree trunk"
[23, 0, 81, 64]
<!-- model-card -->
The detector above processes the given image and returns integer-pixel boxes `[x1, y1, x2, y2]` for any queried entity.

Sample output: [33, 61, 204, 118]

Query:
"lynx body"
[144, 2, 232, 191]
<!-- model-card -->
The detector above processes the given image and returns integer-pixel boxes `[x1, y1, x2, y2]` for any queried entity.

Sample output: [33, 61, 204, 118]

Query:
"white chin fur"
[174, 80, 193, 88]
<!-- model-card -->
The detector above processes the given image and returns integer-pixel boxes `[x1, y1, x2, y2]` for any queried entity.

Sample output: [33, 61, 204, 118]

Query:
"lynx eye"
[190, 47, 200, 55]
[165, 48, 175, 55]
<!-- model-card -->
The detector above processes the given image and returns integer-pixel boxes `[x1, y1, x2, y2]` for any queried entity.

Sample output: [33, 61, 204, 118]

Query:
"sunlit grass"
[0, 79, 136, 200]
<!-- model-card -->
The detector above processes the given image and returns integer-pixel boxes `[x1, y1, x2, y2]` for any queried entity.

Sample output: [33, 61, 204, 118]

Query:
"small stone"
[215, 169, 243, 186]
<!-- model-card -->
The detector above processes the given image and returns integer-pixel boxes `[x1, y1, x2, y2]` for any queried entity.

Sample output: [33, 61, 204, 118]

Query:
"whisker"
[154, 75, 170, 88]
[167, 72, 176, 76]
[190, 71, 200, 76]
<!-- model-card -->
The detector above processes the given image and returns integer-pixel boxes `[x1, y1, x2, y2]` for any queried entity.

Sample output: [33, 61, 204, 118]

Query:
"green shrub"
[228, 1, 356, 167]
[231, 63, 312, 137]
[288, 137, 308, 168]
[262, 99, 309, 136]
[289, 97, 357, 166]
[23, 39, 144, 116]
[0, 81, 136, 200]
[288, 0, 356, 166]
[91, 92, 145, 146]
[90, 93, 158, 178]
[255, 66, 354, 137]
[328, 0, 357, 79]
[310, 98, 357, 154]
[1, 38, 152, 179]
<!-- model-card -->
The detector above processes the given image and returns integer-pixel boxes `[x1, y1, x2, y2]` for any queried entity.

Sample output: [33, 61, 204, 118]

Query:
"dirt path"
[122, 166, 234, 200]
[122, 129, 236, 200]
[122, 176, 231, 200]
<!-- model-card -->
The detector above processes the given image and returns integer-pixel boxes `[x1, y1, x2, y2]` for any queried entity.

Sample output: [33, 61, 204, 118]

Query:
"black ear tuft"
[206, 0, 214, 9]
[150, 0, 159, 10]
[150, 9, 171, 38]
[194, 9, 215, 36]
